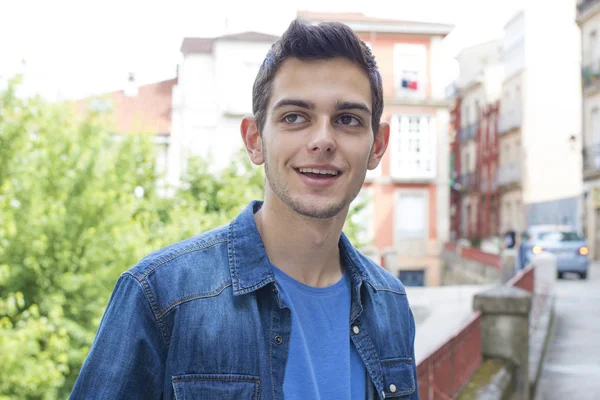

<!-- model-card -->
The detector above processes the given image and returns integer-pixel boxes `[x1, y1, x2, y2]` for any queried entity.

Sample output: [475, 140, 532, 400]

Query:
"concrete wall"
[441, 248, 503, 285]
[526, 195, 581, 232]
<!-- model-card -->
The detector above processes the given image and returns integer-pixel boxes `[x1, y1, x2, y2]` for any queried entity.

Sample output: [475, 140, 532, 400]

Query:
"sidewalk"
[534, 264, 600, 400]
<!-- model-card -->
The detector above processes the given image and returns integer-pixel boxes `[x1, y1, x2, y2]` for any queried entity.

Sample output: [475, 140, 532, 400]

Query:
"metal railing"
[582, 61, 600, 89]
[583, 144, 600, 172]
[458, 173, 473, 191]
[460, 121, 479, 142]
[497, 163, 521, 186]
[498, 108, 522, 134]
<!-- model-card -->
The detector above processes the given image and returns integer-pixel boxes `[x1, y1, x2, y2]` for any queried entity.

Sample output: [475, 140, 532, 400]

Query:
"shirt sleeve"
[69, 273, 166, 399]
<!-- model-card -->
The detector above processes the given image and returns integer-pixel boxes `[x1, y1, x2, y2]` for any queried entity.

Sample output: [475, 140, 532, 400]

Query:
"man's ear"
[368, 120, 390, 170]
[241, 116, 264, 166]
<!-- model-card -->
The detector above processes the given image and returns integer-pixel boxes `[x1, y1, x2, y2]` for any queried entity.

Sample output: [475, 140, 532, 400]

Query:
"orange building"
[299, 12, 454, 286]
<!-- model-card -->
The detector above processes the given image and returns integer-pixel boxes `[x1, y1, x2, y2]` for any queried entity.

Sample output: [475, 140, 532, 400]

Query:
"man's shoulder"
[351, 248, 407, 295]
[125, 223, 232, 294]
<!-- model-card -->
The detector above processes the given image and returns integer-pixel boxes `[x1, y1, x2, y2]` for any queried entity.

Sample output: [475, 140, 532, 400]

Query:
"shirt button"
[274, 335, 283, 345]
[352, 326, 360, 334]
[389, 384, 397, 393]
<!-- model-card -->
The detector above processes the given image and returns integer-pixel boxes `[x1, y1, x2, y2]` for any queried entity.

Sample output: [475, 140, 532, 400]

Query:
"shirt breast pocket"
[172, 374, 260, 400]
[380, 357, 416, 398]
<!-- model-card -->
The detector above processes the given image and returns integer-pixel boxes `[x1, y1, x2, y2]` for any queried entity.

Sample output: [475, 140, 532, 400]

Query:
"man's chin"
[288, 199, 346, 220]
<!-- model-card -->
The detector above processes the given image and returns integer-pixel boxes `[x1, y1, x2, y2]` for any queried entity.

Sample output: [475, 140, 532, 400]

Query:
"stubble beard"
[263, 151, 359, 220]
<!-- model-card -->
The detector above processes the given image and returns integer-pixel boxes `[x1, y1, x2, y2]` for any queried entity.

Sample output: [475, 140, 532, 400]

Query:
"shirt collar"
[227, 200, 372, 296]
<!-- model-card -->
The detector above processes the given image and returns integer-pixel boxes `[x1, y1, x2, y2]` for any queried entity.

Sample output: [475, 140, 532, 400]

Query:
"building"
[449, 41, 503, 243]
[77, 12, 453, 285]
[73, 76, 177, 193]
[497, 15, 526, 237]
[170, 32, 279, 186]
[578, 0, 600, 258]
[502, 6, 582, 234]
[298, 11, 454, 286]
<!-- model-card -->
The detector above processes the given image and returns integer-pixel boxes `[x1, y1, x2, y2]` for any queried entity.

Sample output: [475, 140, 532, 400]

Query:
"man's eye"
[283, 114, 307, 124]
[338, 115, 360, 126]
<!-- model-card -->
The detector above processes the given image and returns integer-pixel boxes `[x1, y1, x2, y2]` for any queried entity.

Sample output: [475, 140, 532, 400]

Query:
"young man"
[71, 20, 419, 400]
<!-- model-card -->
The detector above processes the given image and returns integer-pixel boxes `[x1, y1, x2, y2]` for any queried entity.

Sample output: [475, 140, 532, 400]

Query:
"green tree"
[0, 77, 162, 398]
[0, 76, 366, 398]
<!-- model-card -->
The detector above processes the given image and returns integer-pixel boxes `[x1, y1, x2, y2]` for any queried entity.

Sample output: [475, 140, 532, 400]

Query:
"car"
[518, 225, 589, 280]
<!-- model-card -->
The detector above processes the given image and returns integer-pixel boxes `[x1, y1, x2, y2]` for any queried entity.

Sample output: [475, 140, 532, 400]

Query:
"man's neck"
[254, 196, 348, 288]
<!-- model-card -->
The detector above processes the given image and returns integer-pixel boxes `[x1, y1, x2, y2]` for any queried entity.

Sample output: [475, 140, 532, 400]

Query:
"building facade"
[508, 6, 582, 232]
[449, 40, 502, 243]
[578, 0, 600, 259]
[80, 13, 454, 285]
[170, 32, 279, 187]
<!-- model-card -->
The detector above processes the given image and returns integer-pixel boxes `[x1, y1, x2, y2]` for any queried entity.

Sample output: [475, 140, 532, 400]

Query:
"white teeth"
[298, 168, 339, 176]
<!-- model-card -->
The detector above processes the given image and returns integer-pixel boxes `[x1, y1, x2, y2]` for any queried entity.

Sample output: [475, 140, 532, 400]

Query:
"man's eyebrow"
[335, 100, 371, 114]
[271, 99, 315, 113]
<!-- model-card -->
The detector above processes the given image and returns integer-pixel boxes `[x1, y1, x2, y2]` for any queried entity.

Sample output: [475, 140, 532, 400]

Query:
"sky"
[0, 0, 525, 100]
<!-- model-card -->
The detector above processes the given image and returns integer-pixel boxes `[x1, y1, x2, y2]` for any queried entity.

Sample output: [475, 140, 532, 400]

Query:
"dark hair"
[252, 19, 384, 135]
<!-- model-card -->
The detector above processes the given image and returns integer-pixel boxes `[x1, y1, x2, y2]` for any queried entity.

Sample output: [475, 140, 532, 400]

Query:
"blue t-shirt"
[273, 265, 367, 400]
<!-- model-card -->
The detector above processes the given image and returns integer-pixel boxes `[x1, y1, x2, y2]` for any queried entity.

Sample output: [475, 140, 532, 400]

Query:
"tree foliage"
[0, 77, 364, 398]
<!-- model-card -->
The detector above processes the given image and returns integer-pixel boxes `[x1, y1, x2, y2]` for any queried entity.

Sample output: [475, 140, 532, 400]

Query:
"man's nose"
[308, 119, 337, 153]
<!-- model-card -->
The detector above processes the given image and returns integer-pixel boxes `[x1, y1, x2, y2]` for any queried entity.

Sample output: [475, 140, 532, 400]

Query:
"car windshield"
[537, 231, 581, 242]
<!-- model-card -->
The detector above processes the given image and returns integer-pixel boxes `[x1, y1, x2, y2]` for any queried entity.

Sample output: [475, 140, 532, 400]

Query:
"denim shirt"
[70, 201, 419, 400]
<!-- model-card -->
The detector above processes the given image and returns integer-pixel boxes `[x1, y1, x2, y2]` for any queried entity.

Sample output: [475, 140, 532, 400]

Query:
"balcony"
[577, 0, 600, 24]
[497, 163, 521, 187]
[460, 122, 478, 143]
[583, 144, 600, 176]
[498, 108, 522, 135]
[480, 178, 499, 194]
[582, 61, 600, 95]
[458, 172, 478, 192]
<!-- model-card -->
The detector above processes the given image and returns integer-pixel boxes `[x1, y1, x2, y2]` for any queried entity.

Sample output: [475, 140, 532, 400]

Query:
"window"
[398, 270, 425, 287]
[394, 43, 427, 99]
[538, 231, 582, 242]
[390, 115, 437, 179]
[395, 190, 428, 238]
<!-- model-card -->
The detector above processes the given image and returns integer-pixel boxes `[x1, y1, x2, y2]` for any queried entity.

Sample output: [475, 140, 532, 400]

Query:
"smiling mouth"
[296, 167, 341, 179]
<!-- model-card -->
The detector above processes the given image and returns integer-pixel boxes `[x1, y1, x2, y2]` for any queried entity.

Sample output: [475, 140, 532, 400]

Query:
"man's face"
[258, 57, 385, 219]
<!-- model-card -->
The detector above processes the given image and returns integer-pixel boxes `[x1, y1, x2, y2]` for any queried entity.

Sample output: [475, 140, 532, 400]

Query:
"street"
[534, 262, 600, 399]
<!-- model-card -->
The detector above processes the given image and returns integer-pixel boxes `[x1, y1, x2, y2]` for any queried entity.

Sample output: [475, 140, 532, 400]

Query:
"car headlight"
[532, 246, 543, 254]
[579, 247, 589, 256]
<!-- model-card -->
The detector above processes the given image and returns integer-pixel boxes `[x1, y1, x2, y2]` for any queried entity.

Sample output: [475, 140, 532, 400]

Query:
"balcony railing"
[497, 163, 521, 186]
[583, 144, 600, 173]
[498, 108, 522, 134]
[458, 172, 478, 191]
[582, 61, 600, 90]
[460, 122, 479, 142]
[578, 0, 600, 16]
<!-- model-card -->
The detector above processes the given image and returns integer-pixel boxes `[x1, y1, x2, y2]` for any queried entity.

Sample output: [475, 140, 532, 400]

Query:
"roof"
[181, 31, 279, 54]
[72, 78, 176, 136]
[297, 10, 454, 36]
